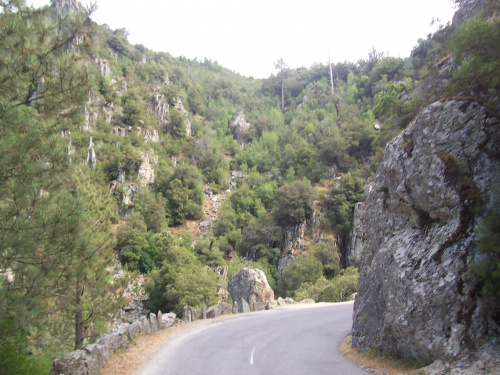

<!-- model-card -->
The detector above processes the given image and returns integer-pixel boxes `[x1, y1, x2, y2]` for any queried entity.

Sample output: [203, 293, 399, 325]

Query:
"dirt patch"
[339, 335, 425, 375]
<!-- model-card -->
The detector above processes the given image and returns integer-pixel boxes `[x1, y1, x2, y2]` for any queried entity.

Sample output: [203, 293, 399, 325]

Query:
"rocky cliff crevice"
[352, 99, 500, 362]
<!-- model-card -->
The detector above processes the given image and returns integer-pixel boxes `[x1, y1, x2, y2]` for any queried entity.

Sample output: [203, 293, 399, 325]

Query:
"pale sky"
[30, 0, 457, 78]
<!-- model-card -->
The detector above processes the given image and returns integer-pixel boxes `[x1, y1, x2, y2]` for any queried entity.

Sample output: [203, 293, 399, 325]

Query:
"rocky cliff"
[352, 99, 500, 361]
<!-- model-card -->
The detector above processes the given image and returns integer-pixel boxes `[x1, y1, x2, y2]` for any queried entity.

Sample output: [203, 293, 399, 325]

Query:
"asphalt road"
[137, 301, 368, 375]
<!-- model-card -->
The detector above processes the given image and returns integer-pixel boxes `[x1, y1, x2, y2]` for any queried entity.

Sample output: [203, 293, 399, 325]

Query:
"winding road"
[137, 301, 368, 375]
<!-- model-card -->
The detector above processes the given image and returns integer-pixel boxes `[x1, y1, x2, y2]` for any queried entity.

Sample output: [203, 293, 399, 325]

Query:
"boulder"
[277, 297, 286, 307]
[161, 313, 176, 329]
[128, 320, 142, 339]
[239, 299, 251, 313]
[201, 302, 207, 319]
[352, 100, 500, 361]
[218, 302, 232, 315]
[138, 316, 151, 335]
[189, 307, 197, 322]
[228, 268, 274, 310]
[49, 345, 103, 375]
[229, 110, 251, 146]
[97, 324, 131, 360]
[157, 310, 163, 331]
[253, 301, 265, 311]
[284, 297, 296, 304]
[206, 305, 219, 319]
[148, 313, 158, 333]
[182, 306, 189, 322]
[265, 299, 278, 310]
[232, 301, 239, 314]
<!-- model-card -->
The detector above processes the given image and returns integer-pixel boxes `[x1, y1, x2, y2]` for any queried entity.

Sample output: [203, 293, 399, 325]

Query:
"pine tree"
[0, 0, 121, 360]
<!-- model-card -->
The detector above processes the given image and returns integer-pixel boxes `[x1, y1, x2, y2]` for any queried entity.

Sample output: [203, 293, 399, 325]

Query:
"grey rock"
[49, 345, 104, 375]
[265, 299, 278, 310]
[201, 302, 207, 319]
[85, 137, 97, 170]
[189, 307, 197, 322]
[347, 202, 367, 267]
[128, 320, 142, 339]
[148, 313, 158, 333]
[474, 360, 485, 370]
[452, 0, 487, 26]
[150, 94, 169, 125]
[232, 301, 239, 314]
[277, 297, 286, 307]
[253, 301, 265, 311]
[228, 268, 275, 310]
[157, 310, 163, 331]
[239, 299, 251, 313]
[229, 110, 251, 146]
[206, 306, 219, 319]
[137, 149, 155, 187]
[122, 183, 137, 207]
[352, 100, 500, 362]
[182, 306, 189, 322]
[161, 313, 176, 329]
[284, 297, 296, 304]
[139, 316, 151, 335]
[218, 302, 232, 316]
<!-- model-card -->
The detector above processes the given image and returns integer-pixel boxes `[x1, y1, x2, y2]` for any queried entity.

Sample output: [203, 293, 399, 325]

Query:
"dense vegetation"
[1, 0, 499, 373]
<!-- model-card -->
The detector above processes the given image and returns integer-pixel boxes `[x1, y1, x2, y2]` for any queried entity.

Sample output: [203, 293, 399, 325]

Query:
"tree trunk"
[281, 81, 285, 113]
[329, 60, 335, 97]
[75, 284, 83, 350]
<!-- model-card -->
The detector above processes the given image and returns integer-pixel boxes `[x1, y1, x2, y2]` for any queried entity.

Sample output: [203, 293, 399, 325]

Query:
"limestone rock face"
[452, 0, 488, 25]
[150, 94, 169, 125]
[352, 100, 500, 362]
[137, 150, 156, 187]
[228, 268, 274, 309]
[229, 110, 251, 146]
[95, 58, 111, 77]
[85, 137, 97, 170]
[346, 202, 367, 267]
[173, 98, 192, 137]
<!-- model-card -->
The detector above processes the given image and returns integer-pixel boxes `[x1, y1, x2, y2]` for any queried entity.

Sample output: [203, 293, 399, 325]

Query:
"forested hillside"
[1, 0, 499, 373]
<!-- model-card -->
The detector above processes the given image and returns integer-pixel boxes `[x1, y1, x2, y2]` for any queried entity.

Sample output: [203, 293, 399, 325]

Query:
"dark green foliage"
[145, 242, 219, 315]
[159, 165, 204, 225]
[118, 212, 150, 272]
[239, 215, 281, 262]
[273, 180, 317, 227]
[473, 212, 500, 299]
[134, 188, 168, 233]
[0, 0, 124, 363]
[193, 238, 226, 266]
[277, 255, 324, 297]
[326, 171, 366, 237]
[295, 267, 359, 302]
[312, 242, 341, 279]
[447, 17, 500, 99]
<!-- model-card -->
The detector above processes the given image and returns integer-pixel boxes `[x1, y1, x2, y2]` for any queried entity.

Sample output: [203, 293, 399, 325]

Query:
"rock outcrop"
[137, 149, 156, 187]
[85, 137, 97, 170]
[229, 110, 251, 146]
[228, 268, 274, 311]
[347, 202, 367, 267]
[352, 99, 500, 362]
[452, 0, 488, 26]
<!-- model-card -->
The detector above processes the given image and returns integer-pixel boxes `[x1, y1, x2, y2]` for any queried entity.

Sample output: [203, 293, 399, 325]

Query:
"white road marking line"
[250, 347, 256, 365]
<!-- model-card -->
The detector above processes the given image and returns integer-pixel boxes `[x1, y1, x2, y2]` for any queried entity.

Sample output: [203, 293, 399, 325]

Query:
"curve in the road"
[137, 301, 368, 375]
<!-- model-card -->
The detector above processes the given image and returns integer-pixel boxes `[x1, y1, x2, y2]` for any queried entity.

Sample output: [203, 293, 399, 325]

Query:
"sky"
[29, 0, 457, 78]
